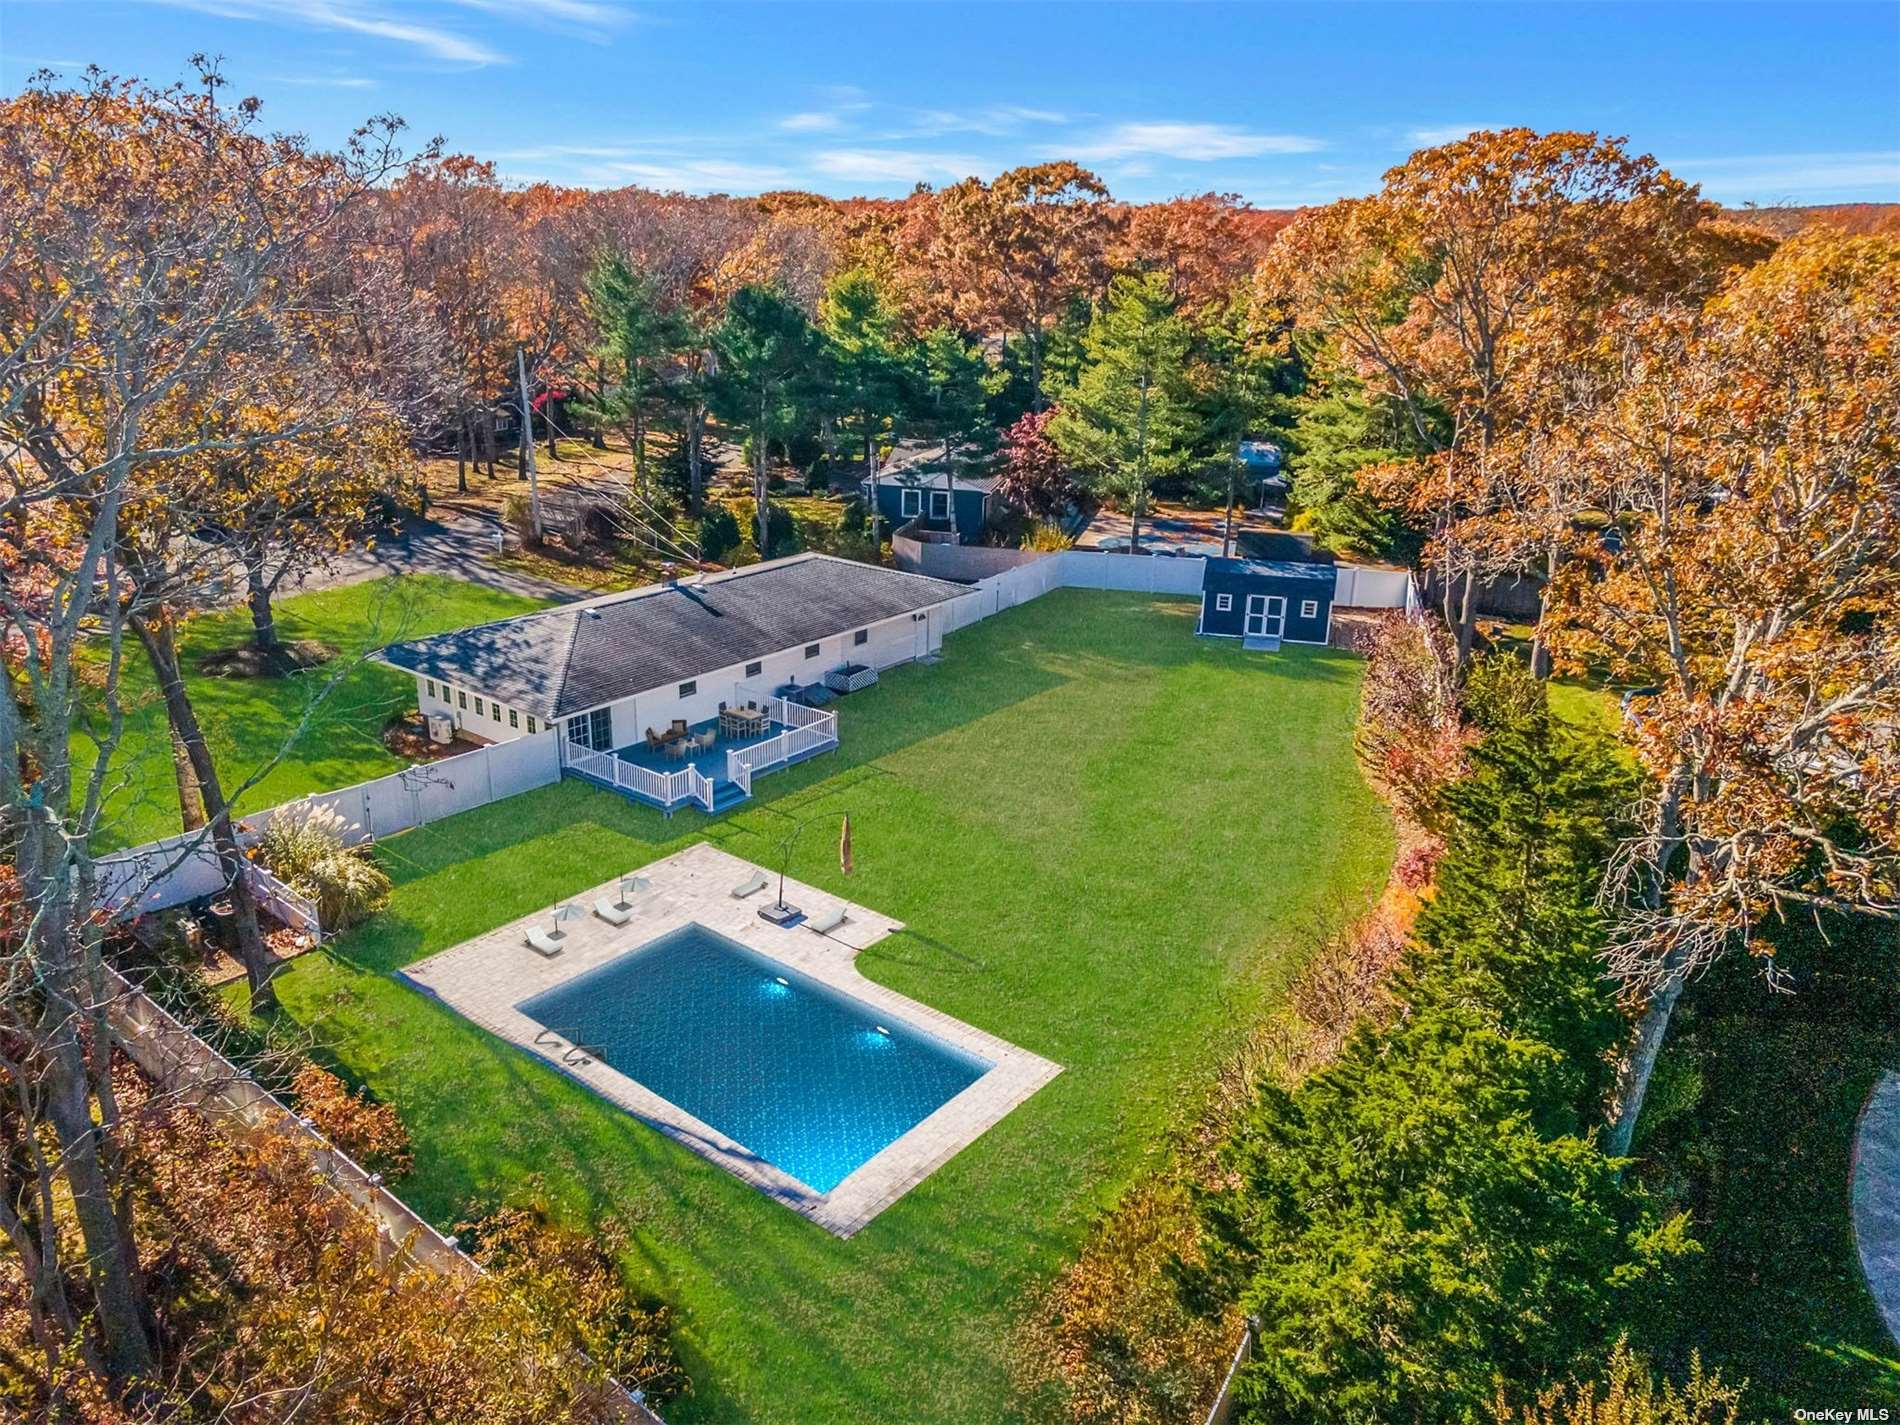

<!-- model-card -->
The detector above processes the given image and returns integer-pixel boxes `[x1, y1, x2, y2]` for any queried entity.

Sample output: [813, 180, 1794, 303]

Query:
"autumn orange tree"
[927, 162, 1112, 409]
[1545, 230, 1900, 1154]
[0, 63, 427, 1395]
[1262, 129, 1738, 663]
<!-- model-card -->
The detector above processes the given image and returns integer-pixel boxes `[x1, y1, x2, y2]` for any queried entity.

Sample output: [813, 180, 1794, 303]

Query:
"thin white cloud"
[1668, 151, 1900, 201]
[899, 105, 1071, 138]
[600, 157, 792, 192]
[810, 149, 990, 184]
[1406, 124, 1497, 146]
[779, 111, 844, 133]
[1073, 122, 1324, 161]
[130, 0, 637, 66]
[134, 0, 503, 64]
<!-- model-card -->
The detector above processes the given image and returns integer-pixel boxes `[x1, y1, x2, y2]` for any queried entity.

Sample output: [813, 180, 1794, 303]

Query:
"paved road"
[1852, 1070, 1900, 1348]
[273, 508, 588, 606]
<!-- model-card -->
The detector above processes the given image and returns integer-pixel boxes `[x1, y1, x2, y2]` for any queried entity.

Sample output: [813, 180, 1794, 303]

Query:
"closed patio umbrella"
[839, 814, 854, 876]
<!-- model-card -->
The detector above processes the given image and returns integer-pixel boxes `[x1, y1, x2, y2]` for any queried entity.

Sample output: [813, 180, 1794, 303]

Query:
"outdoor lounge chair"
[730, 870, 769, 899]
[525, 927, 563, 957]
[644, 727, 664, 751]
[593, 897, 634, 927]
[670, 718, 689, 737]
[692, 728, 717, 752]
[805, 906, 848, 936]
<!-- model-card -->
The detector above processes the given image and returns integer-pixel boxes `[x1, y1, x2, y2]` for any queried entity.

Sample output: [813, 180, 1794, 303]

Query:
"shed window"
[473, 697, 484, 717]
[900, 488, 921, 517]
[804, 643, 820, 659]
[426, 678, 437, 699]
[1301, 599, 1318, 619]
[508, 708, 519, 729]
[1214, 593, 1233, 612]
[526, 716, 537, 734]
[457, 690, 468, 710]
[929, 489, 950, 519]
[853, 629, 869, 647]
[678, 680, 697, 699]
[745, 661, 762, 678]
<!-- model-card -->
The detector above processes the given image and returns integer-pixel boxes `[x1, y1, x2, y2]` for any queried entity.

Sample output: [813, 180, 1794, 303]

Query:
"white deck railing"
[563, 740, 712, 812]
[730, 705, 839, 780]
[725, 749, 753, 798]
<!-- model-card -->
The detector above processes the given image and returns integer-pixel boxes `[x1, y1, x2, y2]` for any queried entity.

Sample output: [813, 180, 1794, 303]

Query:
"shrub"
[1354, 612, 1469, 831]
[462, 1203, 688, 1405]
[698, 504, 741, 563]
[255, 801, 391, 931]
[1025, 519, 1074, 552]
[1206, 674, 1688, 1425]
[501, 492, 538, 544]
[291, 1062, 413, 1178]
[1491, 1340, 1740, 1425]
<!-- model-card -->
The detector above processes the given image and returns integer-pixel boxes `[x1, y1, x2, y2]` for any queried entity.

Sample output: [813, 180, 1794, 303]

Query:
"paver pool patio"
[398, 842, 1060, 1235]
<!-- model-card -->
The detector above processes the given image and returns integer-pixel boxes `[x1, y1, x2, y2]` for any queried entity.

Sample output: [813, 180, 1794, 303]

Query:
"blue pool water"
[515, 923, 991, 1193]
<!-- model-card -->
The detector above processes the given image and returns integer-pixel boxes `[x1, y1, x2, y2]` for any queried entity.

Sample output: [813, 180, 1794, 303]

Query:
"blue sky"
[3, 2, 1897, 207]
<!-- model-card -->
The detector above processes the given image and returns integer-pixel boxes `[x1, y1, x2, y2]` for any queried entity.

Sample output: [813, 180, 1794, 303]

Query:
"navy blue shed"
[1197, 558, 1336, 644]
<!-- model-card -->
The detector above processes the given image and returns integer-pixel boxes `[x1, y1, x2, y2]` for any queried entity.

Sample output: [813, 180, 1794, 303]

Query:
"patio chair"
[644, 727, 664, 751]
[693, 728, 717, 752]
[670, 718, 688, 738]
[805, 906, 848, 936]
[730, 869, 769, 899]
[593, 897, 633, 927]
[525, 927, 563, 957]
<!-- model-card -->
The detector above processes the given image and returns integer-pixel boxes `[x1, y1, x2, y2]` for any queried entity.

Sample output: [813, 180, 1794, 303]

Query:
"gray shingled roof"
[376, 553, 972, 721]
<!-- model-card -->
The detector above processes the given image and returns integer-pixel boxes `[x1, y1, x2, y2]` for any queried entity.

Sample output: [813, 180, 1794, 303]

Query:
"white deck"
[398, 841, 1060, 1236]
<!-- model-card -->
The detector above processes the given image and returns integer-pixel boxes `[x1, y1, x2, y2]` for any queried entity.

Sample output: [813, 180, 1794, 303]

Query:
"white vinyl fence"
[942, 548, 1419, 635]
[941, 548, 1208, 632]
[96, 731, 563, 921]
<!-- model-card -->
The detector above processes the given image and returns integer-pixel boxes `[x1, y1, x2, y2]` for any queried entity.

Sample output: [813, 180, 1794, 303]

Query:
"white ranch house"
[377, 554, 970, 815]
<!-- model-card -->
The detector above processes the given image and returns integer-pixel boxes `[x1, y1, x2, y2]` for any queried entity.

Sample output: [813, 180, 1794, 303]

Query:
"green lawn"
[266, 591, 1393, 1424]
[83, 576, 549, 850]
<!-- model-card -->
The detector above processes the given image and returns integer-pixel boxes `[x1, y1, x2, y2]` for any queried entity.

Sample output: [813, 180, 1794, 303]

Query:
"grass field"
[265, 590, 1393, 1424]
[84, 577, 549, 850]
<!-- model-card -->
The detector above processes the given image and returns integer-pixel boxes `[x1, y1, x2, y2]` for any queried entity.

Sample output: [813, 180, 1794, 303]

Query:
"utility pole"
[516, 345, 543, 540]
[1222, 441, 1240, 559]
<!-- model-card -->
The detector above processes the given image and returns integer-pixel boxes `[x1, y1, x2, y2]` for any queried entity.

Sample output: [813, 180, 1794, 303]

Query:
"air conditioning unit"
[426, 713, 456, 745]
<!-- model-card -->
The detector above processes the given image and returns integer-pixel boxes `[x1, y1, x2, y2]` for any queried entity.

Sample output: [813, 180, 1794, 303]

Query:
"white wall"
[416, 675, 545, 739]
[96, 732, 564, 918]
[1334, 562, 1412, 610]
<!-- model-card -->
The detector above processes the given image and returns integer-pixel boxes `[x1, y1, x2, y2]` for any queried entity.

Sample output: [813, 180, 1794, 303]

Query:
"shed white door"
[1245, 594, 1286, 637]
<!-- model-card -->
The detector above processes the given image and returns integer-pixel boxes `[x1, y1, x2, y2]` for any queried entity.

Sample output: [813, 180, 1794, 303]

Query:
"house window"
[566, 708, 611, 751]
[678, 680, 697, 699]
[526, 716, 537, 734]
[745, 661, 762, 678]
[426, 678, 436, 699]
[1301, 599, 1319, 619]
[457, 690, 468, 710]
[473, 697, 484, 717]
[1215, 593, 1233, 612]
[929, 488, 950, 520]
[853, 629, 868, 647]
[804, 643, 820, 659]
[508, 709, 519, 729]
[899, 488, 921, 517]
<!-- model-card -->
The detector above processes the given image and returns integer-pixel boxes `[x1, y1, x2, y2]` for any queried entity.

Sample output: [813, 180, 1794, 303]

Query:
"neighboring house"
[377, 553, 970, 813]
[1196, 557, 1336, 645]
[861, 469, 997, 544]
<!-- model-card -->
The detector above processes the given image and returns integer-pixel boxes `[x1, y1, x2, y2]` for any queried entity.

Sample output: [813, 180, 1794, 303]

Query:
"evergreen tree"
[821, 268, 912, 547]
[1206, 664, 1691, 1425]
[706, 285, 824, 557]
[575, 256, 689, 490]
[911, 325, 1003, 542]
[1048, 271, 1195, 551]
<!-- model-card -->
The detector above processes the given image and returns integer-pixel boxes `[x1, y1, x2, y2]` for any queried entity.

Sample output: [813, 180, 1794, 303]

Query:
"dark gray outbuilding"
[1196, 557, 1336, 644]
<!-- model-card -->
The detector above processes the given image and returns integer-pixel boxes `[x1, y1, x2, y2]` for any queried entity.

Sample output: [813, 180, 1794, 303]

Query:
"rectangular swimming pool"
[515, 922, 992, 1194]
